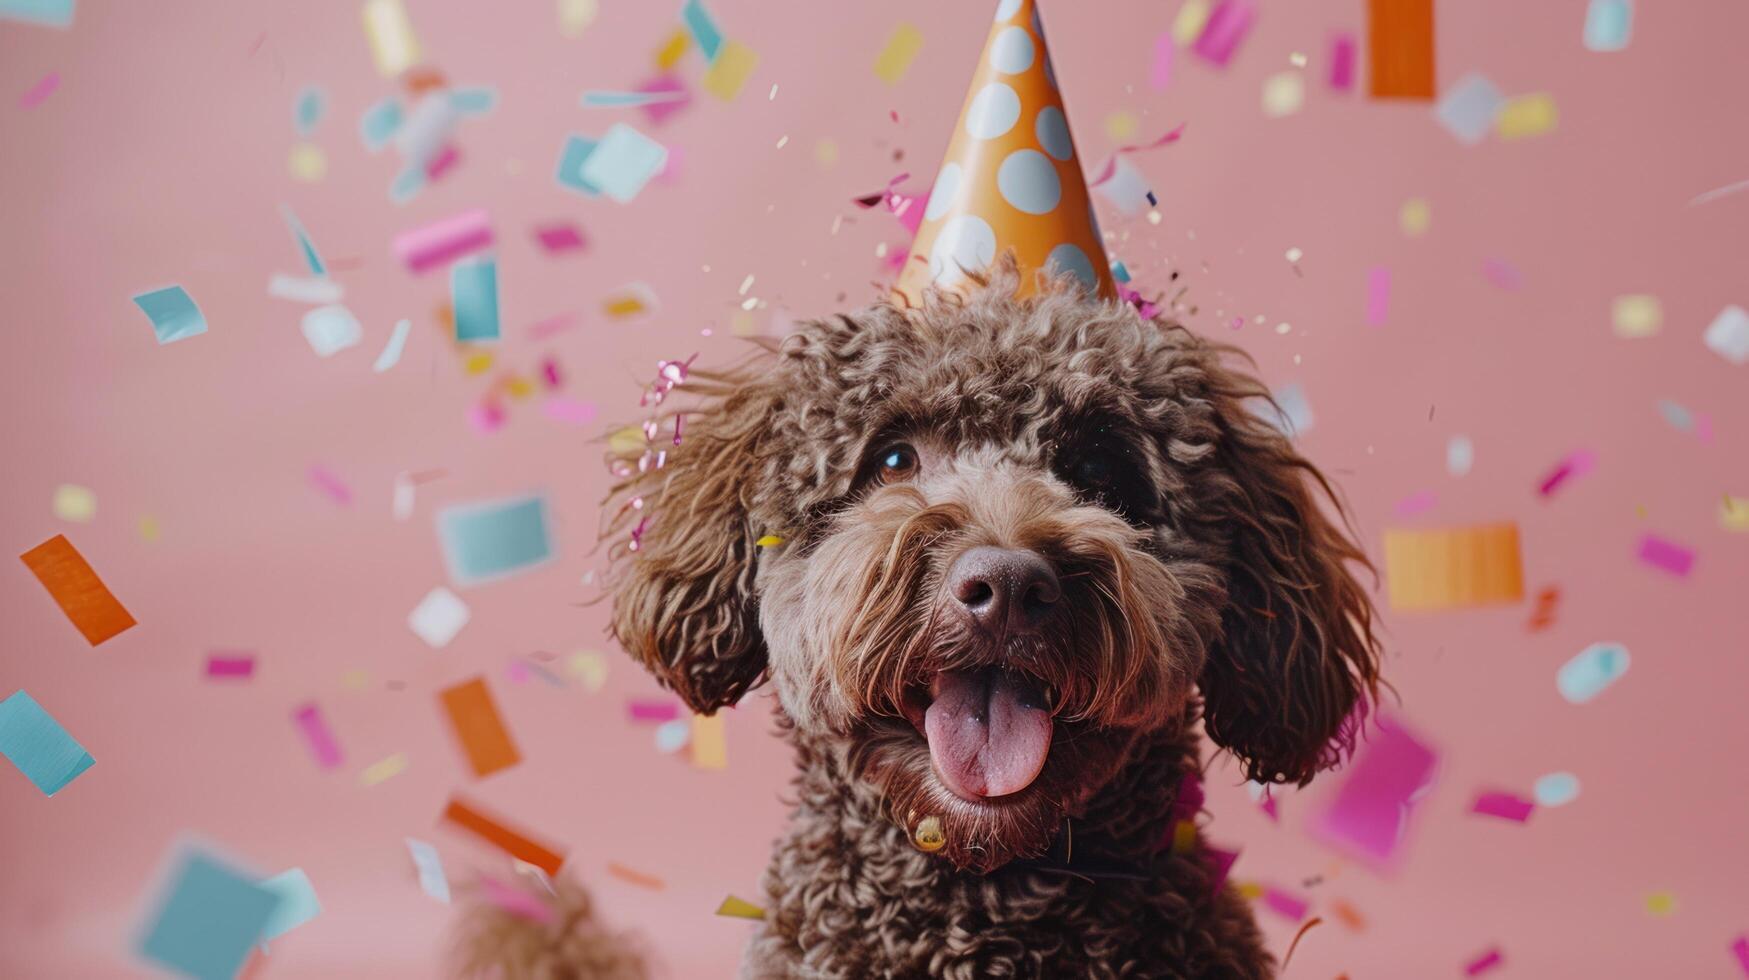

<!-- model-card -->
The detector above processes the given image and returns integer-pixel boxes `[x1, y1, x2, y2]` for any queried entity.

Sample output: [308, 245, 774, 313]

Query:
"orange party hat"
[895, 0, 1116, 305]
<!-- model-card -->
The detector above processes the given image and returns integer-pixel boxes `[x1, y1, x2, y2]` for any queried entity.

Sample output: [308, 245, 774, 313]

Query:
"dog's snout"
[947, 546, 1061, 632]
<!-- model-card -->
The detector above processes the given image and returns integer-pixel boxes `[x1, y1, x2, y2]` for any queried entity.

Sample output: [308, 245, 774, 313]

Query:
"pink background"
[3, 0, 1747, 977]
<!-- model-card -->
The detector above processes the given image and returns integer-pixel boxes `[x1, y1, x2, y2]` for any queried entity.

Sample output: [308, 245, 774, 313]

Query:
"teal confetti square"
[360, 98, 403, 151]
[555, 134, 602, 197]
[449, 256, 500, 342]
[0, 0, 76, 28]
[131, 286, 208, 345]
[680, 0, 722, 61]
[578, 123, 667, 204]
[294, 86, 326, 136]
[437, 494, 553, 586]
[136, 849, 280, 980]
[1583, 0, 1633, 52]
[0, 690, 94, 796]
[258, 868, 321, 942]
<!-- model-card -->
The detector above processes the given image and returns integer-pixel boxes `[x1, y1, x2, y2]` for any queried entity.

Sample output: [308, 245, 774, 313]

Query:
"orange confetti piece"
[1526, 585, 1559, 631]
[442, 797, 566, 877]
[1329, 898, 1368, 931]
[1367, 0, 1435, 100]
[440, 677, 522, 778]
[606, 862, 666, 890]
[1383, 522, 1524, 611]
[20, 534, 136, 646]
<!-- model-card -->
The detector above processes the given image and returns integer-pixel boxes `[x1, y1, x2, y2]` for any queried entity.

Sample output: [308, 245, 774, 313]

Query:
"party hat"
[895, 0, 1116, 305]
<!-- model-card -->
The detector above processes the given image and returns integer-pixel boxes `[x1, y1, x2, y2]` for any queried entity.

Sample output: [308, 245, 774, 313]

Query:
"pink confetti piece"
[1636, 534, 1694, 577]
[1149, 33, 1174, 91]
[506, 661, 531, 684]
[542, 397, 598, 426]
[1259, 793, 1279, 822]
[1464, 947, 1504, 976]
[308, 465, 353, 506]
[19, 71, 59, 109]
[468, 400, 506, 434]
[533, 223, 586, 255]
[1088, 123, 1188, 187]
[1471, 791, 1535, 822]
[205, 653, 256, 679]
[626, 699, 681, 723]
[1695, 412, 1714, 446]
[292, 703, 343, 770]
[527, 312, 581, 340]
[636, 73, 692, 125]
[1537, 449, 1597, 497]
[1261, 887, 1308, 922]
[1203, 845, 1240, 893]
[539, 358, 562, 388]
[393, 209, 493, 275]
[1482, 257, 1523, 290]
[655, 144, 684, 184]
[1395, 489, 1438, 517]
[479, 875, 556, 924]
[1365, 266, 1390, 326]
[1312, 716, 1438, 866]
[1191, 0, 1256, 67]
[1730, 935, 1749, 975]
[425, 143, 461, 180]
[1329, 34, 1356, 91]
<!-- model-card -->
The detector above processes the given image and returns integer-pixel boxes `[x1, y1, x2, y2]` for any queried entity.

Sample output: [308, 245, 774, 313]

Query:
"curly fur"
[583, 260, 1381, 977]
[450, 874, 648, 980]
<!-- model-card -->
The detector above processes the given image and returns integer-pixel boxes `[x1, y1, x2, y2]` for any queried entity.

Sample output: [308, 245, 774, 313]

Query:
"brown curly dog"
[486, 262, 1380, 978]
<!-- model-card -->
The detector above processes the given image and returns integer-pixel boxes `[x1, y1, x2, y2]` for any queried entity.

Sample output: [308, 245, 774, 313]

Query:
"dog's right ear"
[603, 367, 777, 715]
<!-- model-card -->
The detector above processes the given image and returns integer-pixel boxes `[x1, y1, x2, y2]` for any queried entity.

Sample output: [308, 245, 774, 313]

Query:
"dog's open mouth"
[900, 666, 1055, 801]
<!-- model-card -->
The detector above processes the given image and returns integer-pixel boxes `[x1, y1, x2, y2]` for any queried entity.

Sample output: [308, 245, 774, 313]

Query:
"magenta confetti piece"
[534, 223, 586, 254]
[1731, 935, 1749, 975]
[425, 143, 461, 180]
[1366, 266, 1390, 326]
[1202, 845, 1239, 893]
[527, 312, 582, 340]
[506, 661, 532, 684]
[1261, 887, 1307, 922]
[539, 358, 562, 388]
[292, 703, 343, 770]
[19, 71, 59, 109]
[1471, 791, 1535, 822]
[1312, 716, 1438, 866]
[480, 875, 556, 924]
[1329, 34, 1356, 91]
[205, 653, 256, 679]
[1149, 33, 1174, 91]
[1464, 947, 1504, 976]
[1637, 534, 1694, 577]
[1259, 793, 1279, 822]
[468, 400, 506, 434]
[1537, 449, 1597, 497]
[393, 209, 494, 274]
[308, 465, 353, 505]
[1395, 489, 1438, 517]
[1482, 257, 1523, 290]
[1089, 124, 1187, 187]
[626, 699, 680, 722]
[1191, 0, 1256, 67]
[636, 72, 692, 125]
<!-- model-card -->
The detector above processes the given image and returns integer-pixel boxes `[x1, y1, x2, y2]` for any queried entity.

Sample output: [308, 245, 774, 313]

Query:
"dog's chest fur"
[741, 719, 1273, 979]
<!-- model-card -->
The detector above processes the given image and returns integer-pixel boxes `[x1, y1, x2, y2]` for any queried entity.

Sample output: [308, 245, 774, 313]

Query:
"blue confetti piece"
[389, 165, 425, 204]
[1533, 771, 1581, 807]
[1110, 260, 1131, 284]
[258, 868, 321, 942]
[0, 0, 75, 28]
[293, 85, 326, 136]
[406, 838, 450, 904]
[1583, 0, 1633, 52]
[1655, 399, 1693, 432]
[360, 98, 403, 151]
[1268, 383, 1314, 438]
[1434, 73, 1505, 146]
[437, 494, 554, 586]
[136, 848, 281, 980]
[555, 134, 602, 197]
[131, 286, 208, 345]
[0, 690, 94, 796]
[1557, 642, 1630, 704]
[449, 86, 497, 115]
[279, 205, 326, 277]
[680, 0, 723, 62]
[449, 256, 500, 343]
[579, 123, 668, 204]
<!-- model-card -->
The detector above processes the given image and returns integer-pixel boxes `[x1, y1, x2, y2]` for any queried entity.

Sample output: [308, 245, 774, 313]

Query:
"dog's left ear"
[1193, 366, 1382, 786]
[605, 369, 777, 715]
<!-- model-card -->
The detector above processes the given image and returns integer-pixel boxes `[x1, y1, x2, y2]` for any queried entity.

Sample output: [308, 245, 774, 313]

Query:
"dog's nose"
[947, 547, 1061, 633]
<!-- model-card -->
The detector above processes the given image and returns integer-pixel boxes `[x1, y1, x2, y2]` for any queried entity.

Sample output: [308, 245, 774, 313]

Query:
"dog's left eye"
[875, 444, 920, 484]
[1072, 453, 1115, 490]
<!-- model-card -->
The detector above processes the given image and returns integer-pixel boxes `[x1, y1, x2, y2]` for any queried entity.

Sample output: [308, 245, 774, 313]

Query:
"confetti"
[627, 699, 681, 723]
[293, 86, 325, 136]
[362, 0, 421, 77]
[1730, 935, 1749, 974]
[1527, 585, 1559, 630]
[569, 652, 608, 691]
[1643, 891, 1676, 916]
[1329, 898, 1367, 931]
[534, 222, 587, 254]
[135, 847, 281, 980]
[1149, 33, 1174, 90]
[1537, 449, 1597, 497]
[1464, 947, 1504, 976]
[0, 0, 73, 27]
[702, 39, 759, 101]
[442, 797, 566, 877]
[1533, 771, 1580, 807]
[267, 274, 343, 305]
[558, 0, 597, 37]
[875, 23, 924, 84]
[297, 305, 361, 358]
[1191, 0, 1255, 67]
[406, 838, 450, 903]
[360, 98, 403, 151]
[1368, 0, 1435, 99]
[1445, 435, 1474, 476]
[19, 70, 59, 109]
[680, 0, 723, 61]
[1558, 642, 1630, 703]
[0, 690, 95, 796]
[1329, 34, 1356, 90]
[50, 483, 94, 523]
[292, 703, 343, 770]
[631, 73, 691, 125]
[280, 205, 327, 276]
[20, 534, 136, 645]
[1268, 383, 1314, 438]
[1496, 92, 1557, 140]
[691, 713, 727, 770]
[1383, 523, 1523, 610]
[359, 753, 408, 786]
[205, 653, 256, 680]
[1400, 197, 1431, 236]
[541, 397, 597, 427]
[1583, 0, 1633, 52]
[394, 209, 494, 275]
[408, 587, 470, 649]
[715, 895, 766, 920]
[450, 87, 496, 115]
[579, 89, 687, 108]
[1723, 496, 1749, 532]
[606, 862, 666, 890]
[132, 285, 208, 345]
[1260, 887, 1308, 922]
[1636, 534, 1694, 577]
[654, 27, 691, 69]
[259, 868, 321, 942]
[1261, 72, 1304, 117]
[654, 718, 690, 753]
[450, 256, 500, 343]
[372, 318, 412, 373]
[602, 282, 658, 318]
[755, 534, 785, 547]
[1366, 266, 1390, 326]
[1395, 490, 1437, 517]
[1471, 791, 1535, 822]
[437, 494, 553, 586]
[1480, 257, 1523, 290]
[1702, 305, 1749, 364]
[439, 677, 521, 779]
[1312, 716, 1438, 865]
[1435, 74, 1504, 145]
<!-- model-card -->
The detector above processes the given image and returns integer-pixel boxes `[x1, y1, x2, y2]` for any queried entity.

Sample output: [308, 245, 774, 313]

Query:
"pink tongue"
[923, 669, 1053, 799]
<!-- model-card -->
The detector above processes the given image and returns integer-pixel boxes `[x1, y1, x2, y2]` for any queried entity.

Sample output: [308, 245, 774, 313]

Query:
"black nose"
[947, 546, 1061, 633]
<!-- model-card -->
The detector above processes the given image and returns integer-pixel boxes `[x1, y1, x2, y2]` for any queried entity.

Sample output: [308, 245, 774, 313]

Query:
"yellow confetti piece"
[288, 142, 327, 182]
[755, 534, 785, 547]
[874, 23, 924, 85]
[463, 351, 495, 375]
[1496, 92, 1557, 140]
[52, 484, 95, 523]
[1105, 110, 1138, 141]
[360, 753, 408, 786]
[1383, 522, 1525, 611]
[568, 651, 608, 692]
[1261, 72, 1305, 118]
[1234, 881, 1264, 900]
[1400, 197, 1431, 237]
[1612, 294, 1662, 338]
[557, 0, 597, 38]
[1721, 495, 1749, 532]
[1170, 818, 1197, 855]
[609, 426, 646, 455]
[730, 311, 758, 336]
[504, 376, 535, 400]
[654, 27, 691, 70]
[341, 669, 372, 692]
[1172, 0, 1211, 46]
[702, 40, 759, 101]
[715, 895, 766, 919]
[814, 138, 839, 168]
[362, 0, 422, 78]
[138, 516, 160, 542]
[691, 713, 727, 770]
[1644, 891, 1677, 916]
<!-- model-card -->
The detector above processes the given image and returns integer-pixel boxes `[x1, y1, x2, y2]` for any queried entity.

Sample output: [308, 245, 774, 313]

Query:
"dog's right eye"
[875, 444, 920, 485]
